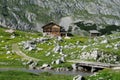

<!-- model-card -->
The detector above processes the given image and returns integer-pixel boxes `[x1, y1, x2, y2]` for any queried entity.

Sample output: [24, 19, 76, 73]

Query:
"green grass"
[20, 35, 88, 66]
[0, 71, 73, 80]
[0, 26, 120, 68]
[0, 54, 24, 68]
[86, 69, 120, 80]
[0, 27, 41, 68]
[20, 32, 120, 66]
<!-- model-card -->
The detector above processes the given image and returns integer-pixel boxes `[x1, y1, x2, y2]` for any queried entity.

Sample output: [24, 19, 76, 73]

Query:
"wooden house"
[89, 30, 100, 37]
[42, 22, 66, 37]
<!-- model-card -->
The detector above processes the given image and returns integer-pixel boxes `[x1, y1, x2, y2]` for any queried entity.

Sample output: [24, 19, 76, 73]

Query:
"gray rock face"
[0, 0, 120, 31]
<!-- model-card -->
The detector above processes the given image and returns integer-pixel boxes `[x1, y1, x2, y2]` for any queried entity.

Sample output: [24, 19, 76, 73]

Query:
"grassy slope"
[20, 36, 88, 67]
[86, 69, 120, 80]
[0, 27, 40, 67]
[84, 33, 120, 55]
[0, 71, 73, 80]
[0, 27, 120, 80]
[0, 26, 120, 68]
[21, 32, 120, 66]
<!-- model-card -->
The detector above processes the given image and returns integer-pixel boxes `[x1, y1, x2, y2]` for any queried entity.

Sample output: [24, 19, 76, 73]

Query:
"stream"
[0, 68, 93, 76]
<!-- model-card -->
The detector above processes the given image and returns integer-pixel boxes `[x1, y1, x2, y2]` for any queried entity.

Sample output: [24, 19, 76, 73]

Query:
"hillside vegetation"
[0, 27, 120, 80]
[0, 27, 120, 68]
[0, 27, 40, 67]
[86, 69, 120, 80]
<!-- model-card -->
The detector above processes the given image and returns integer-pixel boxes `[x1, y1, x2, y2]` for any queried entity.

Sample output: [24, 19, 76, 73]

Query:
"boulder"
[51, 61, 55, 65]
[100, 39, 108, 44]
[64, 45, 69, 49]
[60, 57, 65, 62]
[10, 35, 15, 39]
[76, 41, 80, 45]
[23, 41, 36, 51]
[72, 64, 77, 71]
[81, 46, 87, 50]
[28, 46, 36, 51]
[27, 59, 34, 65]
[45, 52, 51, 56]
[41, 64, 50, 69]
[29, 63, 36, 69]
[57, 36, 63, 41]
[59, 51, 64, 55]
[53, 44, 62, 53]
[28, 60, 37, 69]
[78, 66, 84, 71]
[73, 75, 85, 80]
[27, 37, 49, 43]
[64, 36, 71, 39]
[91, 50, 100, 60]
[106, 45, 112, 48]
[37, 48, 43, 51]
[40, 64, 52, 70]
[6, 51, 11, 54]
[114, 43, 120, 49]
[55, 59, 62, 64]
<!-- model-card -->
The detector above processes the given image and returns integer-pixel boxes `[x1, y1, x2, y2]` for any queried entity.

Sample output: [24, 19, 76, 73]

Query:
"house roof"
[89, 30, 100, 33]
[42, 22, 61, 28]
[42, 22, 66, 32]
[5, 29, 15, 33]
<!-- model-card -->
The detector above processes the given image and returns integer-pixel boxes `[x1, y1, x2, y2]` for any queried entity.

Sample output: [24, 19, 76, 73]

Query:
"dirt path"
[12, 43, 40, 61]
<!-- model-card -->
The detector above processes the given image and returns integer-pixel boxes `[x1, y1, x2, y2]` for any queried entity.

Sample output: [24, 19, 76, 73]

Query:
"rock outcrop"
[0, 0, 120, 32]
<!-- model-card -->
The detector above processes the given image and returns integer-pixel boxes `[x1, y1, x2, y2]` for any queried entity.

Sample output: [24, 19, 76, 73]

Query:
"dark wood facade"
[89, 30, 100, 37]
[42, 22, 66, 37]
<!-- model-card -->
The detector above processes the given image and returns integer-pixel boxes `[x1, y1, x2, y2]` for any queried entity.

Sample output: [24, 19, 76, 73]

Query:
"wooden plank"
[68, 60, 120, 68]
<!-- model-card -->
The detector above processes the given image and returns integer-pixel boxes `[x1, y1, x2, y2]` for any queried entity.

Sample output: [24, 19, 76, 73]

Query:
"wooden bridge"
[68, 60, 120, 72]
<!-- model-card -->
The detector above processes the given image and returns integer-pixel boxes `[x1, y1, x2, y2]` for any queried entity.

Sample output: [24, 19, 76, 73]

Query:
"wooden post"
[91, 67, 96, 73]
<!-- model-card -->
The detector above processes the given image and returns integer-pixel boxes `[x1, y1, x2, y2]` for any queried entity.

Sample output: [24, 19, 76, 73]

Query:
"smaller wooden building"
[89, 30, 100, 37]
[42, 22, 66, 37]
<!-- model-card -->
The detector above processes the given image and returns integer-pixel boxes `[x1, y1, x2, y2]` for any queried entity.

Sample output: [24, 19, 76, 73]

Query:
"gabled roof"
[42, 22, 61, 28]
[5, 29, 15, 33]
[89, 30, 100, 33]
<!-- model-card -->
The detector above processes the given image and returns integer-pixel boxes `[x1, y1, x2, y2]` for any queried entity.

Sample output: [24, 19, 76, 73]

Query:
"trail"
[12, 43, 40, 61]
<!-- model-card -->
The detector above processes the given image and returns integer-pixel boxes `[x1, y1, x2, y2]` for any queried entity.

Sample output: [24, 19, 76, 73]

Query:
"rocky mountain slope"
[0, 0, 120, 32]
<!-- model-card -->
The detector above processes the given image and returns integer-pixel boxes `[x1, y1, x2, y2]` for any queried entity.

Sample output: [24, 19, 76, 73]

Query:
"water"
[0, 68, 93, 76]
